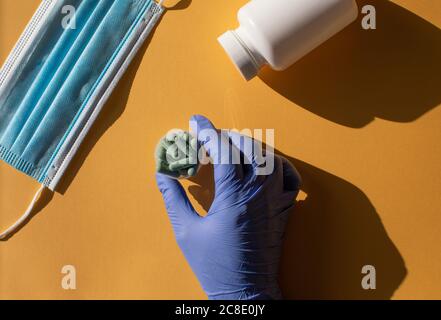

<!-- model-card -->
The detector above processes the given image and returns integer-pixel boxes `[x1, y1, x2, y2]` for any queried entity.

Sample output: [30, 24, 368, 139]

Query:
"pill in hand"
[155, 130, 200, 179]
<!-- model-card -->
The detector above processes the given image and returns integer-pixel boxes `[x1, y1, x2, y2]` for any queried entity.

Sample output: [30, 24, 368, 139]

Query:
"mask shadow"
[187, 152, 407, 299]
[260, 0, 441, 128]
[56, 16, 164, 195]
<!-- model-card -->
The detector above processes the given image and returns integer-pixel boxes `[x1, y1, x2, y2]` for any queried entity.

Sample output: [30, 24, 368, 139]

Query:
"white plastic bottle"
[218, 0, 359, 81]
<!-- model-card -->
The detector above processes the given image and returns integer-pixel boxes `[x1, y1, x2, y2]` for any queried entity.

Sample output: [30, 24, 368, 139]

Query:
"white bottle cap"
[218, 30, 260, 81]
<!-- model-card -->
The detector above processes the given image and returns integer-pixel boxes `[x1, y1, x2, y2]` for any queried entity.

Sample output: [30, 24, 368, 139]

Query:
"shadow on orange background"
[56, 0, 409, 298]
[57, 0, 192, 195]
[188, 153, 407, 300]
[6, 0, 410, 296]
[278, 154, 406, 299]
[261, 0, 441, 128]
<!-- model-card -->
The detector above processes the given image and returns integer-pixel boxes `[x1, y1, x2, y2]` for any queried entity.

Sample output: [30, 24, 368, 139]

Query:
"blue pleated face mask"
[0, 0, 164, 239]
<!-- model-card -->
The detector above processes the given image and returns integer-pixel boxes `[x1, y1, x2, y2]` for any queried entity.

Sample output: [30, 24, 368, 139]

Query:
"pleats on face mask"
[0, 0, 163, 240]
[0, 0, 152, 180]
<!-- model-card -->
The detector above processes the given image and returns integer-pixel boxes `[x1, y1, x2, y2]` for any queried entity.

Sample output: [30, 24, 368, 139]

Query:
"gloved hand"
[156, 115, 301, 300]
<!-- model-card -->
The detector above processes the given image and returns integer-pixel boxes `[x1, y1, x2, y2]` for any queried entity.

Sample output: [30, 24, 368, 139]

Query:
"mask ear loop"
[0, 185, 46, 240]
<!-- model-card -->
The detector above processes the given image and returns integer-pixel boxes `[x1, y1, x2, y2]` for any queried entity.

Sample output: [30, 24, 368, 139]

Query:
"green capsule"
[155, 130, 200, 179]
[156, 159, 167, 172]
[187, 167, 197, 177]
[169, 158, 193, 171]
[159, 138, 173, 150]
[166, 144, 180, 161]
[156, 160, 180, 178]
[166, 130, 184, 142]
[175, 136, 190, 156]
[155, 142, 167, 161]
[190, 137, 197, 151]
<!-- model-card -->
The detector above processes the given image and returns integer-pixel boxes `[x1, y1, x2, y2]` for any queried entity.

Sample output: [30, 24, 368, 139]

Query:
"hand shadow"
[57, 18, 164, 194]
[186, 154, 407, 299]
[278, 153, 406, 299]
[260, 0, 441, 128]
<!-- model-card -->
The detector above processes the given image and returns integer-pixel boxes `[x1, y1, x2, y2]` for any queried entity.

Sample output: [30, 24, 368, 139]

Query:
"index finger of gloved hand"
[227, 131, 267, 169]
[189, 115, 243, 182]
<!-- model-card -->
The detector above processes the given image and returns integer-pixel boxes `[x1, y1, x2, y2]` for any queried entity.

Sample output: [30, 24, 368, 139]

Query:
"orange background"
[1, 0, 441, 299]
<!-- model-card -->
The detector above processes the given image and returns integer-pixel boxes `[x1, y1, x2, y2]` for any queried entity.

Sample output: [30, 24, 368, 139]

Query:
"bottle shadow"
[260, 0, 441, 128]
[187, 153, 407, 299]
[164, 0, 192, 11]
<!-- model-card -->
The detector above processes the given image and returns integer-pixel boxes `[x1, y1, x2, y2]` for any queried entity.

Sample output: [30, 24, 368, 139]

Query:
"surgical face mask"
[0, 0, 164, 239]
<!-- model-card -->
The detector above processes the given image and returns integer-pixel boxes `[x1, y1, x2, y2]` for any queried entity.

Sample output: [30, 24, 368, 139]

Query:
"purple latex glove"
[156, 115, 301, 300]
